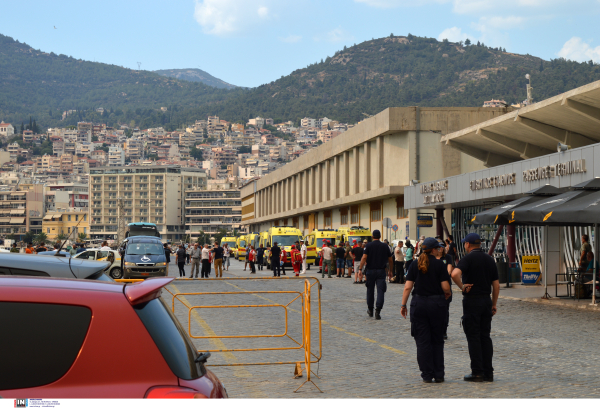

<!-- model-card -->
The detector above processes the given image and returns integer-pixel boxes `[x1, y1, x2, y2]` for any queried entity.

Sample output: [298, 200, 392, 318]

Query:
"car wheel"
[110, 267, 123, 279]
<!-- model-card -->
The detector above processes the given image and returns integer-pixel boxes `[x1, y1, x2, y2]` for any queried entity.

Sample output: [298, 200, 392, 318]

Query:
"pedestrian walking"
[358, 230, 393, 319]
[280, 247, 288, 275]
[392, 241, 405, 283]
[451, 233, 500, 382]
[344, 242, 353, 278]
[271, 242, 282, 277]
[321, 242, 334, 278]
[176, 244, 186, 277]
[75, 242, 85, 254]
[185, 244, 191, 264]
[223, 243, 231, 271]
[248, 245, 256, 274]
[415, 235, 425, 256]
[404, 240, 414, 272]
[435, 239, 454, 340]
[291, 244, 302, 276]
[190, 243, 201, 278]
[10, 243, 19, 253]
[400, 237, 452, 383]
[201, 244, 211, 278]
[163, 243, 172, 264]
[257, 244, 265, 271]
[25, 242, 34, 254]
[447, 235, 459, 266]
[335, 242, 346, 278]
[351, 240, 364, 284]
[212, 241, 224, 278]
[300, 240, 307, 274]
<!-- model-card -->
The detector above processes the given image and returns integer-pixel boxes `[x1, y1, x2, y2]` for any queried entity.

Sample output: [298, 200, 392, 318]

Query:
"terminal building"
[240, 106, 514, 239]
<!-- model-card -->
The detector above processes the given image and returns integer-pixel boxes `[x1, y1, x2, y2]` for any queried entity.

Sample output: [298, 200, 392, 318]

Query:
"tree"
[57, 232, 67, 242]
[78, 232, 88, 242]
[196, 231, 209, 245]
[16, 155, 26, 163]
[49, 109, 52, 117]
[6, 233, 16, 241]
[189, 147, 203, 161]
[465, 38, 471, 46]
[237, 145, 251, 154]
[35, 232, 47, 244]
[23, 231, 35, 244]
[213, 228, 229, 245]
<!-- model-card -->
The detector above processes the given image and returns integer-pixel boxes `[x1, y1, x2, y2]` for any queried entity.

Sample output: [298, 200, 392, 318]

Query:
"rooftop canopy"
[442, 80, 600, 167]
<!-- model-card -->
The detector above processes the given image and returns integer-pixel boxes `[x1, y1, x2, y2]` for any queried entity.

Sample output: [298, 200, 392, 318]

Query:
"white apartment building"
[89, 165, 207, 242]
[108, 146, 125, 167]
[76, 142, 95, 157]
[301, 117, 317, 128]
[0, 121, 15, 137]
[184, 182, 242, 238]
[126, 138, 143, 160]
[45, 183, 89, 211]
[248, 117, 265, 128]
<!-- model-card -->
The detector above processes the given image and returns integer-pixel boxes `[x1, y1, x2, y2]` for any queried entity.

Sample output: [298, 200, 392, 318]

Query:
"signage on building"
[421, 180, 448, 204]
[522, 255, 541, 272]
[417, 215, 433, 228]
[522, 159, 586, 182]
[470, 173, 516, 191]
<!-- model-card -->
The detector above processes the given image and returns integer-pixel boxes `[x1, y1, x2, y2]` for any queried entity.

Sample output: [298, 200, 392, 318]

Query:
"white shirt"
[100, 246, 111, 251]
[201, 248, 210, 260]
[301, 244, 307, 259]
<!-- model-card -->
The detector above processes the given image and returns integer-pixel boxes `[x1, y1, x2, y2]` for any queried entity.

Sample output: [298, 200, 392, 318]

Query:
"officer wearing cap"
[358, 229, 393, 320]
[401, 237, 452, 383]
[451, 233, 500, 382]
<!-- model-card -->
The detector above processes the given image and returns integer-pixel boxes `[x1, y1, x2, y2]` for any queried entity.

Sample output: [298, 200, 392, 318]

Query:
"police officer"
[358, 229, 393, 320]
[451, 233, 500, 382]
[436, 239, 454, 340]
[401, 237, 452, 383]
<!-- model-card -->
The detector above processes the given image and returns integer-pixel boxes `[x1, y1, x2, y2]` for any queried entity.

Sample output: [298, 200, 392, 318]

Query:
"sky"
[3, 0, 600, 88]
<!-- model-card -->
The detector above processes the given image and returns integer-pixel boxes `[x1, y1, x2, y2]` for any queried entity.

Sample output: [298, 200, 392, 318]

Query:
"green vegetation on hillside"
[1, 33, 599, 130]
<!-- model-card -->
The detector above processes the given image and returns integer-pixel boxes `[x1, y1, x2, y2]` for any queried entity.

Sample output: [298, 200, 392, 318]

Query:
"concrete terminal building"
[240, 107, 513, 239]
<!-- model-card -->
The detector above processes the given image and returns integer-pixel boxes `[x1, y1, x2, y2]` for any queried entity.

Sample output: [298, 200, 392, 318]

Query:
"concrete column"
[364, 142, 371, 191]
[292, 176, 297, 210]
[353, 146, 359, 195]
[344, 151, 350, 197]
[408, 131, 418, 183]
[316, 164, 322, 203]
[436, 208, 444, 238]
[376, 136, 384, 188]
[334, 155, 340, 199]
[304, 170, 309, 206]
[507, 224, 516, 264]
[325, 160, 331, 201]
[546, 226, 561, 285]
[299, 173, 303, 208]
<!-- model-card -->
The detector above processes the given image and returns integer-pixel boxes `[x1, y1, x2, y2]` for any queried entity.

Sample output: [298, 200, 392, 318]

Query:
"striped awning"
[9, 217, 25, 224]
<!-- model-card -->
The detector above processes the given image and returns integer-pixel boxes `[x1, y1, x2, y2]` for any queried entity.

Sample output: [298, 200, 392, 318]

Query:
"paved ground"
[163, 258, 600, 398]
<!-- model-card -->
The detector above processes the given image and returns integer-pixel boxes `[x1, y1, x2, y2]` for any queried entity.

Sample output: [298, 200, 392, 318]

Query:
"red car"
[0, 276, 227, 398]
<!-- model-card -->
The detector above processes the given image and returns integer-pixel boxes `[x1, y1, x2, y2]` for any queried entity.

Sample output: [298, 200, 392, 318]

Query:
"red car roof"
[0, 275, 125, 293]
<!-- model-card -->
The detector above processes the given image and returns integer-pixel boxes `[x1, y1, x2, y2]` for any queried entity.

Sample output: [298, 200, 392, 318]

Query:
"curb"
[498, 294, 600, 312]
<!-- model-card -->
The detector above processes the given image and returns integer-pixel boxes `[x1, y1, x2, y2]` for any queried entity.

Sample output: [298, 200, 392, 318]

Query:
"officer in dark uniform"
[451, 233, 500, 382]
[401, 237, 452, 383]
[436, 239, 454, 340]
[358, 229, 393, 320]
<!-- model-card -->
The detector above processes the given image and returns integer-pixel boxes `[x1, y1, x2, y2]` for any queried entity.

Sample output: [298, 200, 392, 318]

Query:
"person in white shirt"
[100, 241, 111, 251]
[223, 243, 231, 271]
[201, 244, 211, 278]
[300, 240, 308, 274]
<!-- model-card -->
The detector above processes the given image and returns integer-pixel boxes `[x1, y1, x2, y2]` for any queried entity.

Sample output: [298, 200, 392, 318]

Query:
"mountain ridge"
[154, 68, 240, 90]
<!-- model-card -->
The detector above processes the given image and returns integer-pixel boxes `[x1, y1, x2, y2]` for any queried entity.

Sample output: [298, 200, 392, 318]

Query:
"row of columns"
[255, 136, 385, 219]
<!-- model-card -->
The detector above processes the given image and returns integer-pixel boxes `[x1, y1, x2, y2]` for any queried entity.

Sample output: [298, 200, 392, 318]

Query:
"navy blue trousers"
[462, 296, 494, 376]
[365, 269, 387, 310]
[410, 295, 447, 380]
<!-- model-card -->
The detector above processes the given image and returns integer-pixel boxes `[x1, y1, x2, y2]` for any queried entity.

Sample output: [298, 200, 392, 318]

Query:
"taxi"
[74, 248, 123, 279]
[304, 229, 338, 268]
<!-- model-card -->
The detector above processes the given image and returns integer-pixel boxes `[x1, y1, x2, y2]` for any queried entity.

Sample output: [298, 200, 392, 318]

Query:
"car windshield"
[273, 235, 302, 247]
[349, 235, 372, 243]
[316, 238, 336, 247]
[238, 240, 246, 247]
[126, 242, 164, 255]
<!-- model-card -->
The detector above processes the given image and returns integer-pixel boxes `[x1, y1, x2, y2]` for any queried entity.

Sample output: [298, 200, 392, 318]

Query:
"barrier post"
[295, 279, 322, 393]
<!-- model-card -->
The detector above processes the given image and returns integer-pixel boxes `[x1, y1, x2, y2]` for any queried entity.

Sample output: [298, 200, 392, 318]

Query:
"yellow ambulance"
[304, 229, 338, 268]
[235, 235, 247, 261]
[336, 226, 373, 246]
[262, 226, 303, 269]
[220, 236, 238, 255]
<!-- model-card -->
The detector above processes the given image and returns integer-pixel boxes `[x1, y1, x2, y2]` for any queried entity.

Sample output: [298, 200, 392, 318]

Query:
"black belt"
[463, 294, 491, 299]
[413, 294, 445, 299]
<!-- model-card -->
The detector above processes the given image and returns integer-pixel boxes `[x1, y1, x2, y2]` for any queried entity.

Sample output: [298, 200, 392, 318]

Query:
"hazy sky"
[3, 0, 600, 87]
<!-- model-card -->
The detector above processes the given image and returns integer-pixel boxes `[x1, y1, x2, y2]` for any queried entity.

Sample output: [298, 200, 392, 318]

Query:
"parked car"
[37, 250, 72, 257]
[0, 253, 112, 281]
[121, 236, 168, 279]
[74, 248, 123, 279]
[0, 276, 227, 398]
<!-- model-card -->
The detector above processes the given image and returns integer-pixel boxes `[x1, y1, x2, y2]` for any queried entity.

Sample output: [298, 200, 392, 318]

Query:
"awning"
[472, 185, 563, 225]
[43, 214, 54, 220]
[542, 190, 600, 225]
[10, 217, 25, 224]
[0, 217, 10, 223]
[507, 190, 595, 225]
[10, 209, 25, 214]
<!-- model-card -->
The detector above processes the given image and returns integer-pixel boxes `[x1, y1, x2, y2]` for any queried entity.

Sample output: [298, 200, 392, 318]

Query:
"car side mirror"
[195, 352, 211, 364]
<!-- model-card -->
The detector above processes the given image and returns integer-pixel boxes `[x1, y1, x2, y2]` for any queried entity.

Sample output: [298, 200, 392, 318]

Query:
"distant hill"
[1, 32, 599, 131]
[154, 68, 239, 89]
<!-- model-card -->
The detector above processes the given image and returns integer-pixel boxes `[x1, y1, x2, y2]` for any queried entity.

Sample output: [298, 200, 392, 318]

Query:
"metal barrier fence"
[118, 277, 322, 392]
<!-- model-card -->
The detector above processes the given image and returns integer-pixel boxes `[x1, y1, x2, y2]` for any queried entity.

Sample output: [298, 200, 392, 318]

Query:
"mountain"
[1, 33, 599, 132]
[154, 68, 239, 89]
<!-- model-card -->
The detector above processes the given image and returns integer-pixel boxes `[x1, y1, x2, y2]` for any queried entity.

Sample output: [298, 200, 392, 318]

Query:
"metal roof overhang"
[442, 80, 600, 167]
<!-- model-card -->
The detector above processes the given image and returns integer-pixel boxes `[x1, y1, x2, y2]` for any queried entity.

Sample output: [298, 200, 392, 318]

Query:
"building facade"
[241, 106, 513, 239]
[89, 165, 206, 242]
[42, 209, 90, 242]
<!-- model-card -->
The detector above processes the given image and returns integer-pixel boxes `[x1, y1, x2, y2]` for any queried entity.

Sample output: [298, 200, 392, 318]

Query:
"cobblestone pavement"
[164, 258, 600, 398]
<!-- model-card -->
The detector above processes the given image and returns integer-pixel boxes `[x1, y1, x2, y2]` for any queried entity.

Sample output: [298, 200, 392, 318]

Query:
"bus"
[125, 222, 161, 238]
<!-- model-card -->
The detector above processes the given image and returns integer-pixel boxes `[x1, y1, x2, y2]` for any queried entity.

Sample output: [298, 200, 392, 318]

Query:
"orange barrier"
[164, 277, 323, 393]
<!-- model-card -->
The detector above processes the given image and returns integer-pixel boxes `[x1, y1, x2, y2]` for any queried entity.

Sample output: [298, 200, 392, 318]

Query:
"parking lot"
[164, 258, 600, 398]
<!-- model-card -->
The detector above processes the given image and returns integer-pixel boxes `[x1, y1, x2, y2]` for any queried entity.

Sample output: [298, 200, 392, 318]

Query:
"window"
[350, 205, 359, 224]
[75, 215, 79, 221]
[370, 201, 382, 222]
[396, 196, 409, 219]
[68, 215, 71, 221]
[0, 302, 91, 390]
[340, 207, 348, 225]
[324, 210, 332, 228]
[274, 220, 279, 227]
[293, 217, 299, 229]
[68, 227, 71, 234]
[303, 214, 309, 231]
[47, 228, 50, 234]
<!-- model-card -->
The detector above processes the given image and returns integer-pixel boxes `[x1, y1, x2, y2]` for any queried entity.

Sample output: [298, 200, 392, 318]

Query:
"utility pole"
[137, 62, 142, 71]
[117, 196, 127, 244]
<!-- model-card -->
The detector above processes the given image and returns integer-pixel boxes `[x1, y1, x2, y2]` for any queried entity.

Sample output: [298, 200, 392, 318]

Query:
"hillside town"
[0, 115, 354, 245]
